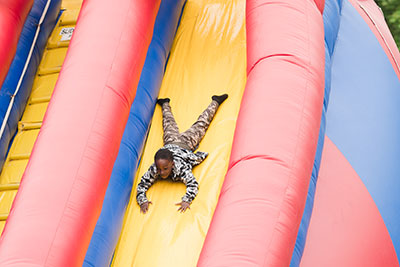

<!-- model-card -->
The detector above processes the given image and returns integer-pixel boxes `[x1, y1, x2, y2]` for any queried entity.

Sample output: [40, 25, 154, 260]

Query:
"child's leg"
[160, 100, 180, 145]
[180, 100, 220, 151]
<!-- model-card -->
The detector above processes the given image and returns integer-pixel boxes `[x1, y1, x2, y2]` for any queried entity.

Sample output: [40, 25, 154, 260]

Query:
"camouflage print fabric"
[137, 144, 207, 205]
[161, 100, 219, 151]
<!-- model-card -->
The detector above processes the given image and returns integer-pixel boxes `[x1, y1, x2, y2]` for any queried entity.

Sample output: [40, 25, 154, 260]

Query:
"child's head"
[154, 148, 174, 179]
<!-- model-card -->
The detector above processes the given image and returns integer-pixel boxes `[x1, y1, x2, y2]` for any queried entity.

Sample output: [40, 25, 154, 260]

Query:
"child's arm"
[192, 151, 208, 166]
[136, 164, 157, 206]
[181, 171, 199, 204]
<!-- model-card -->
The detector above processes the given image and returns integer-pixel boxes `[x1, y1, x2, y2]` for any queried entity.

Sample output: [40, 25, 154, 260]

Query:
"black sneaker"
[212, 94, 228, 105]
[156, 98, 170, 106]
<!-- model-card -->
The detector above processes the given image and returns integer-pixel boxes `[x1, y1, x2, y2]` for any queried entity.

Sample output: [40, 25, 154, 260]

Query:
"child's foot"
[212, 94, 228, 105]
[157, 98, 170, 106]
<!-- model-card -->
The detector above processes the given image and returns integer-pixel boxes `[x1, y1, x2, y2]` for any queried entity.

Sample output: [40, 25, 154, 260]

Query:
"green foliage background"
[375, 0, 400, 48]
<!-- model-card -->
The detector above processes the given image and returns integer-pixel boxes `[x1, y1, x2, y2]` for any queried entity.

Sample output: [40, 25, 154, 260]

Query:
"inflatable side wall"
[198, 0, 325, 265]
[301, 0, 400, 266]
[0, 0, 160, 266]
[83, 0, 186, 265]
[0, 0, 61, 174]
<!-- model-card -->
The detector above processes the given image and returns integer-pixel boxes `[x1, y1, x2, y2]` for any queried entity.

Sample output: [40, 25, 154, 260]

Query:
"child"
[136, 94, 228, 214]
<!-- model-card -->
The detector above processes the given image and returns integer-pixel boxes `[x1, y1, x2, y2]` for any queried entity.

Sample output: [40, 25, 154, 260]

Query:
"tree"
[375, 0, 400, 48]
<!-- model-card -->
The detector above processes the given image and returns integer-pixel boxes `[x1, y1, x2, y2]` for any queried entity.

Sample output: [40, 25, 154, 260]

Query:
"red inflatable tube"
[198, 0, 325, 266]
[0, 0, 160, 266]
[0, 0, 33, 89]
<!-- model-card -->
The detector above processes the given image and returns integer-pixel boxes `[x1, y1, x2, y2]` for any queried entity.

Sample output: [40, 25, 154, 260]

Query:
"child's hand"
[175, 201, 190, 213]
[140, 201, 152, 214]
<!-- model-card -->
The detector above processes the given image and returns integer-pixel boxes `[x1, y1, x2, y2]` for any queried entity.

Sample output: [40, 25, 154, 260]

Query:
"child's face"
[155, 158, 173, 179]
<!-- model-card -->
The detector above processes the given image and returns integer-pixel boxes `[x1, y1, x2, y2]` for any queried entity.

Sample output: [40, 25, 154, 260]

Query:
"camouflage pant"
[161, 100, 220, 151]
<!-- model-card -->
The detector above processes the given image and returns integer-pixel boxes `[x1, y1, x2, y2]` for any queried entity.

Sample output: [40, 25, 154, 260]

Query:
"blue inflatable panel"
[0, 0, 61, 172]
[83, 1, 186, 266]
[290, 1, 342, 265]
[326, 0, 400, 258]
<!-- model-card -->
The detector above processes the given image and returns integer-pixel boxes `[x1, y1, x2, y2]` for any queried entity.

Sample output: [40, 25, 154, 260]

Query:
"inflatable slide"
[0, 0, 398, 266]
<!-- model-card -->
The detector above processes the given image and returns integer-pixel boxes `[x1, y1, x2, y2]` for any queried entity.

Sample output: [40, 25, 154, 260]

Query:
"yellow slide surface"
[112, 0, 246, 266]
[0, 0, 82, 234]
